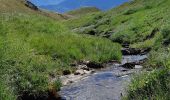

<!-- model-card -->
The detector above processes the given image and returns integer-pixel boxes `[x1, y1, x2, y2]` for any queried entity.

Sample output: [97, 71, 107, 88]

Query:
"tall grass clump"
[124, 46, 170, 100]
[0, 80, 16, 100]
[124, 69, 170, 100]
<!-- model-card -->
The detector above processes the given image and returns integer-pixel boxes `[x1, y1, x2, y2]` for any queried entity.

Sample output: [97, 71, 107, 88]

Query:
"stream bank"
[58, 49, 148, 100]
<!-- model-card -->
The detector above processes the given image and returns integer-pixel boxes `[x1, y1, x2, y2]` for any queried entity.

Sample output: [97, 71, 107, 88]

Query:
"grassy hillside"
[0, 0, 122, 99]
[66, 7, 100, 16]
[63, 0, 170, 99]
[65, 0, 170, 48]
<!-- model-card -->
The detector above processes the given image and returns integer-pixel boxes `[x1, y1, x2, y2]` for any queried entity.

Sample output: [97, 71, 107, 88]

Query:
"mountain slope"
[66, 0, 170, 48]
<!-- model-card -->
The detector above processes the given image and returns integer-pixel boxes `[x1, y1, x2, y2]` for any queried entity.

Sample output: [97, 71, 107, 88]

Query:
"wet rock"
[135, 65, 143, 69]
[122, 63, 135, 69]
[83, 70, 91, 74]
[87, 62, 104, 69]
[121, 69, 128, 72]
[80, 60, 90, 65]
[62, 70, 71, 75]
[121, 75, 129, 78]
[62, 80, 69, 86]
[121, 48, 151, 55]
[121, 48, 142, 55]
[77, 65, 89, 71]
[25, 0, 38, 10]
[74, 69, 85, 75]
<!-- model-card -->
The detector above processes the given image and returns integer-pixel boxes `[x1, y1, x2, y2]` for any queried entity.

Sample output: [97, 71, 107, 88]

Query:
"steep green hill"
[65, 0, 170, 49]
[0, 0, 121, 99]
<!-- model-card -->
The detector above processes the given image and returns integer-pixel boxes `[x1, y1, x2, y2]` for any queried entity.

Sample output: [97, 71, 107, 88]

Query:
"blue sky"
[30, 0, 128, 6]
[30, 0, 65, 6]
[30, 0, 129, 13]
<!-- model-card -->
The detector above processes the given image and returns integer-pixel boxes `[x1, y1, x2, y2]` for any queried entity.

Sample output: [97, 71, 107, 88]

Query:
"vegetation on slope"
[64, 0, 170, 47]
[0, 0, 122, 99]
[62, 0, 170, 99]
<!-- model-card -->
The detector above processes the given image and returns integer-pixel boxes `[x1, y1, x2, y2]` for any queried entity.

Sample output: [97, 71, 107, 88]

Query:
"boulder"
[121, 48, 142, 55]
[122, 63, 135, 69]
[83, 70, 91, 74]
[87, 62, 104, 69]
[25, 1, 38, 10]
[74, 69, 85, 75]
[78, 65, 89, 70]
[121, 48, 150, 55]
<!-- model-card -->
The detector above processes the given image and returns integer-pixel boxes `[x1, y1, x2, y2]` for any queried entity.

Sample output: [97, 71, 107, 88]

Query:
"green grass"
[65, 0, 170, 46]
[62, 12, 101, 29]
[124, 69, 170, 100]
[0, 12, 122, 99]
[0, 1, 122, 99]
[124, 46, 170, 100]
[0, 80, 16, 100]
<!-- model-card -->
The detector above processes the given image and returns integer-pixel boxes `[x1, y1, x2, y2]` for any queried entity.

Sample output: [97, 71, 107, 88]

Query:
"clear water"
[59, 55, 147, 100]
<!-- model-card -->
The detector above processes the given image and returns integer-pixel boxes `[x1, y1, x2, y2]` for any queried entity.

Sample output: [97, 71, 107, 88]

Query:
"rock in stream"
[59, 54, 147, 100]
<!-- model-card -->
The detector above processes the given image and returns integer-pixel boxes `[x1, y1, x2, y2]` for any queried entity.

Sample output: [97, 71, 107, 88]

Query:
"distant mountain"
[39, 0, 129, 13]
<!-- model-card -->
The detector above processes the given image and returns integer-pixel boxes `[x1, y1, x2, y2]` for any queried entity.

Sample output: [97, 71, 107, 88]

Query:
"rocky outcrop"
[25, 0, 38, 10]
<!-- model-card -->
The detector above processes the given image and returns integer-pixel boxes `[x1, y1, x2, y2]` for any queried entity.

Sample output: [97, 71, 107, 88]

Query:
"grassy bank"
[64, 0, 170, 46]
[124, 46, 170, 100]
[0, 12, 122, 99]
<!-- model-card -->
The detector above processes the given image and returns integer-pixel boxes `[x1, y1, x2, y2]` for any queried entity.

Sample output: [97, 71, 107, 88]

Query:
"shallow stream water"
[59, 55, 147, 100]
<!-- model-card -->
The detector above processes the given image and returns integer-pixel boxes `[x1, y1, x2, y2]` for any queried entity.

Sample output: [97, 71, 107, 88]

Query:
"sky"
[30, 0, 128, 6]
[29, 0, 66, 6]
[29, 0, 129, 13]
